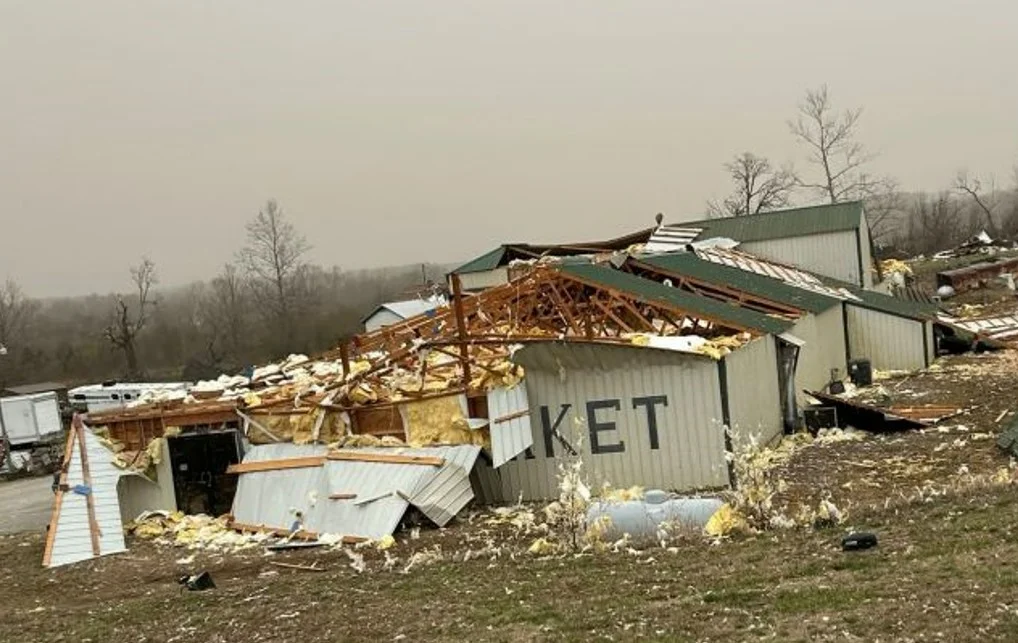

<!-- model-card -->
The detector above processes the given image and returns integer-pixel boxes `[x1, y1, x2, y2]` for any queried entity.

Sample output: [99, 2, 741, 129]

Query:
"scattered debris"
[178, 571, 216, 591]
[269, 561, 326, 573]
[842, 532, 878, 551]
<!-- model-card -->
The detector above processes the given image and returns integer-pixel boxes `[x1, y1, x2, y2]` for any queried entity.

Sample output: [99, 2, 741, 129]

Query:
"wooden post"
[339, 342, 351, 379]
[75, 422, 101, 557]
[451, 273, 472, 388]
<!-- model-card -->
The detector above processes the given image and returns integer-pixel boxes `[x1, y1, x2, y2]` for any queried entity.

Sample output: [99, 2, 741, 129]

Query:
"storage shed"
[671, 202, 876, 288]
[491, 333, 791, 502]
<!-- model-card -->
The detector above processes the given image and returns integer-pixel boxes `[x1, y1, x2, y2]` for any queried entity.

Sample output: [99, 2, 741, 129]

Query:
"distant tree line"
[708, 85, 1018, 256]
[0, 200, 449, 388]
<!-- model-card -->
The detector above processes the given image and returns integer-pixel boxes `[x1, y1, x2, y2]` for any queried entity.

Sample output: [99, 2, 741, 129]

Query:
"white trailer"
[0, 392, 63, 446]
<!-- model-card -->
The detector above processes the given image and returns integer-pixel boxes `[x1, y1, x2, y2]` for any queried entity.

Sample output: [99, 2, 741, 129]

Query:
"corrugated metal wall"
[925, 321, 936, 366]
[846, 305, 927, 371]
[723, 336, 783, 446]
[496, 343, 730, 501]
[859, 213, 875, 288]
[741, 230, 862, 286]
[48, 429, 127, 567]
[457, 267, 509, 292]
[790, 306, 848, 401]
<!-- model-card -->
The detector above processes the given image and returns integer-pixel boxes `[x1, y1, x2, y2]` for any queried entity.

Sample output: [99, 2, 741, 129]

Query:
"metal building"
[491, 334, 790, 502]
[677, 202, 876, 288]
[451, 202, 878, 292]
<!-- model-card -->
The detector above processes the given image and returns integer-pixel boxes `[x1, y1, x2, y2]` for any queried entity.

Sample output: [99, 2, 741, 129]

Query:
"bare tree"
[906, 192, 965, 256]
[238, 200, 311, 344]
[0, 279, 39, 387]
[863, 180, 906, 245]
[789, 85, 897, 206]
[104, 257, 157, 378]
[200, 263, 249, 363]
[954, 170, 1002, 236]
[707, 152, 798, 217]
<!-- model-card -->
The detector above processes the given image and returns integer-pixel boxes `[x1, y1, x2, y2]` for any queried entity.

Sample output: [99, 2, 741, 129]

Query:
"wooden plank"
[76, 422, 102, 557]
[451, 273, 472, 388]
[494, 408, 530, 424]
[42, 424, 79, 567]
[326, 451, 445, 467]
[270, 561, 326, 572]
[328, 493, 358, 500]
[228, 521, 366, 544]
[226, 456, 326, 474]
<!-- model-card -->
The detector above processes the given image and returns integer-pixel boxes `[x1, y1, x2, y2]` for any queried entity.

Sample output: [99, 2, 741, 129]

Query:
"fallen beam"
[328, 493, 358, 500]
[326, 452, 445, 467]
[226, 456, 326, 474]
[806, 390, 925, 431]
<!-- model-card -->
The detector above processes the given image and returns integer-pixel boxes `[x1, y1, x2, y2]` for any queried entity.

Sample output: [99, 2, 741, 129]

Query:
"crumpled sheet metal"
[230, 444, 482, 540]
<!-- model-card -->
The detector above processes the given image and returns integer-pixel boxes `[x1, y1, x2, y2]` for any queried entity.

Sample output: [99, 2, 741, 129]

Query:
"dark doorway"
[167, 430, 242, 516]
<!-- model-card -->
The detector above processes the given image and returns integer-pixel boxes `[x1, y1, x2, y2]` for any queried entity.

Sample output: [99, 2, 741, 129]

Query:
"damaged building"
[41, 201, 1006, 566]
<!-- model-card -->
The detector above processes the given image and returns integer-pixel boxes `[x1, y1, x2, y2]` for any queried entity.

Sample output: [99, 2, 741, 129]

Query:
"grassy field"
[3, 485, 1018, 642]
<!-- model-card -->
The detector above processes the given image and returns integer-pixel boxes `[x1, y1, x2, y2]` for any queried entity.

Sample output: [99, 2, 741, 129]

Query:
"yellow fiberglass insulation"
[247, 409, 347, 445]
[402, 395, 489, 448]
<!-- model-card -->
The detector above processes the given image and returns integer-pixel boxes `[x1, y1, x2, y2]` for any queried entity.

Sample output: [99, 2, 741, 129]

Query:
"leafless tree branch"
[707, 152, 798, 217]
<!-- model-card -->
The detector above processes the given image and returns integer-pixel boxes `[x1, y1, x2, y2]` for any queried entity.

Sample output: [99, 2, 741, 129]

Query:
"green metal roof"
[639, 253, 840, 314]
[451, 228, 656, 275]
[451, 246, 507, 275]
[816, 275, 938, 320]
[557, 263, 794, 335]
[683, 201, 865, 244]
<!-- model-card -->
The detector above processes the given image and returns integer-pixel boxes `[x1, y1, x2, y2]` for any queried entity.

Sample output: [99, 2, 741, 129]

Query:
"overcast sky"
[2, 0, 1016, 297]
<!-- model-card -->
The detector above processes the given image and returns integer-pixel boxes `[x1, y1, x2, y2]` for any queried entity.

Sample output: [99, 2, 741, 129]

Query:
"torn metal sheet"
[409, 462, 474, 527]
[230, 444, 481, 540]
[643, 225, 704, 254]
[696, 247, 862, 302]
[487, 383, 534, 468]
[806, 390, 925, 432]
[948, 313, 1018, 341]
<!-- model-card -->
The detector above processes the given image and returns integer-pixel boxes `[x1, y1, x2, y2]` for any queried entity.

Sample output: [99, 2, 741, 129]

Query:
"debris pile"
[127, 512, 273, 552]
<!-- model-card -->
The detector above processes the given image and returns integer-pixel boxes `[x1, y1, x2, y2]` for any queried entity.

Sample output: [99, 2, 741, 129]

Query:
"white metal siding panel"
[846, 305, 926, 371]
[487, 384, 534, 467]
[48, 429, 127, 567]
[498, 344, 729, 501]
[741, 230, 862, 286]
[363, 309, 404, 333]
[457, 267, 509, 292]
[924, 321, 936, 366]
[790, 307, 848, 403]
[723, 336, 783, 447]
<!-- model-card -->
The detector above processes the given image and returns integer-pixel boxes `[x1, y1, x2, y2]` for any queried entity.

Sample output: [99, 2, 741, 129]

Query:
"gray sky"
[2, 0, 1016, 297]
